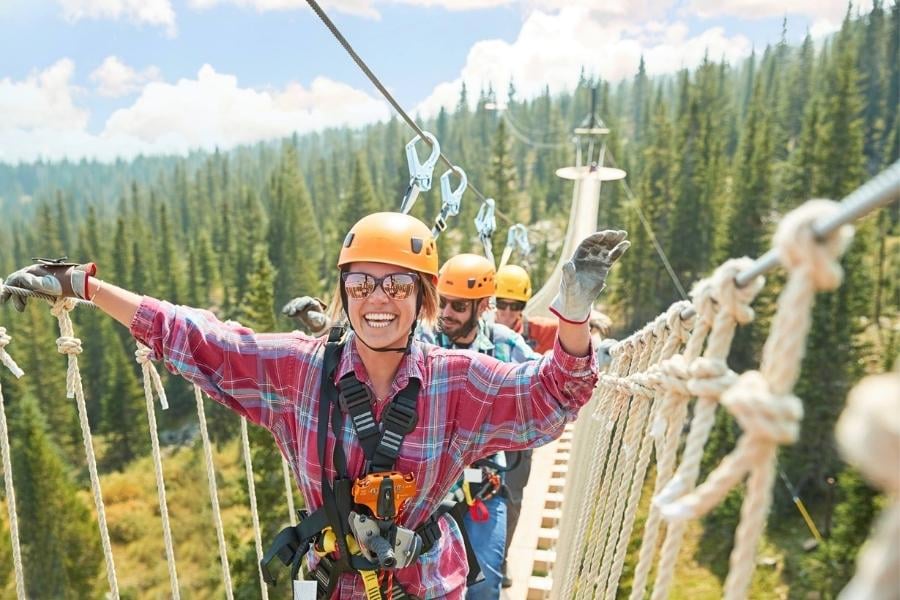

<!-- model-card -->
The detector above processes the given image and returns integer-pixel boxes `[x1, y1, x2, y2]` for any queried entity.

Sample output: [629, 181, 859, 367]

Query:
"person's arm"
[446, 229, 630, 463]
[89, 279, 143, 328]
[445, 337, 596, 466]
[1, 262, 316, 430]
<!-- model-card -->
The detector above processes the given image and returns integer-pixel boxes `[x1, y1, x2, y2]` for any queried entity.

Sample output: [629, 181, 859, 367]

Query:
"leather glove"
[282, 296, 330, 334]
[1, 259, 96, 312]
[550, 230, 630, 324]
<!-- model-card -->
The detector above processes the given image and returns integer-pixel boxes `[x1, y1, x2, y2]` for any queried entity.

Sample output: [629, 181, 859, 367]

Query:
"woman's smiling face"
[344, 261, 419, 350]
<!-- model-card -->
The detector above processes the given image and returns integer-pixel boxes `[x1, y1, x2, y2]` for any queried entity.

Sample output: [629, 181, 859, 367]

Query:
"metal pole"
[679, 160, 900, 320]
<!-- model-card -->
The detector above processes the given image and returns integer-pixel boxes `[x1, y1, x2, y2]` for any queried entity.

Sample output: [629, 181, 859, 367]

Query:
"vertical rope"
[595, 318, 669, 594]
[580, 327, 656, 593]
[240, 417, 270, 600]
[0, 327, 27, 600]
[282, 457, 298, 526]
[651, 258, 764, 600]
[50, 299, 120, 599]
[554, 348, 625, 597]
[605, 304, 693, 597]
[628, 290, 711, 600]
[134, 343, 180, 599]
[194, 386, 234, 599]
[557, 341, 635, 599]
[835, 370, 900, 600]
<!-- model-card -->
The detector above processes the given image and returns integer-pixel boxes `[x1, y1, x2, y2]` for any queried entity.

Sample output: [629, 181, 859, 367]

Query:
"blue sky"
[0, 0, 863, 163]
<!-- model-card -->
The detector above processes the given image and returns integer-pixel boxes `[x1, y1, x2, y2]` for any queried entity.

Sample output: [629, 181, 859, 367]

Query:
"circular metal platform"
[555, 165, 627, 181]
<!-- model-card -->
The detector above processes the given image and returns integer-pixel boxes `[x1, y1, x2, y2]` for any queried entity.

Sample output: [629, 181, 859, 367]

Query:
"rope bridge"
[0, 164, 897, 599]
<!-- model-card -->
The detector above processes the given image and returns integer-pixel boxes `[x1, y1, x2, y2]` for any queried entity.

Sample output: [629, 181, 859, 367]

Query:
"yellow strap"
[360, 569, 382, 600]
[463, 481, 474, 506]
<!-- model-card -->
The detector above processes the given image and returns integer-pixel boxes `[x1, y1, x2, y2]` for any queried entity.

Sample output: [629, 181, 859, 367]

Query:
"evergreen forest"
[0, 4, 897, 598]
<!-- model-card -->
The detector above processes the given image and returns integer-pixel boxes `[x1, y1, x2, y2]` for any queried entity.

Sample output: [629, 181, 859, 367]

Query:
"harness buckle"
[383, 399, 418, 433]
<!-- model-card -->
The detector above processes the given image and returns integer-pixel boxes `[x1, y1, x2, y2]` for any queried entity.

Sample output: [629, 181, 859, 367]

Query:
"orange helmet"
[437, 254, 496, 299]
[495, 264, 532, 302]
[338, 212, 439, 281]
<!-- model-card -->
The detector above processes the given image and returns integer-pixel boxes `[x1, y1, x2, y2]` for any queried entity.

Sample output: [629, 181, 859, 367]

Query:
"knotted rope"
[603, 308, 687, 597]
[651, 257, 765, 600]
[50, 299, 120, 599]
[0, 326, 26, 599]
[135, 343, 180, 599]
[629, 288, 711, 600]
[661, 200, 854, 599]
[574, 325, 658, 595]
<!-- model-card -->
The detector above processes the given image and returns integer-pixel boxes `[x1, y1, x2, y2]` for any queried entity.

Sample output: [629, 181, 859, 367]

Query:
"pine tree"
[157, 203, 186, 304]
[268, 142, 323, 309]
[100, 323, 148, 470]
[237, 245, 277, 332]
[616, 89, 676, 329]
[488, 119, 518, 252]
[10, 393, 103, 597]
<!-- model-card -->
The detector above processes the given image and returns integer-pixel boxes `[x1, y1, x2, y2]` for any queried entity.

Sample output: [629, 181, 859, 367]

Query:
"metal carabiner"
[432, 167, 467, 237]
[400, 131, 440, 214]
[474, 198, 496, 264]
[499, 223, 530, 268]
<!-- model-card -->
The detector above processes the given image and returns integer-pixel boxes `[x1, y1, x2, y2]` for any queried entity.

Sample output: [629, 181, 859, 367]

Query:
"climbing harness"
[261, 328, 481, 598]
[399, 132, 440, 215]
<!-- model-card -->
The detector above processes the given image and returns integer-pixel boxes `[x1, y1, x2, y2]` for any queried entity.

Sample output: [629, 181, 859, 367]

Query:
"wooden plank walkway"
[501, 423, 574, 600]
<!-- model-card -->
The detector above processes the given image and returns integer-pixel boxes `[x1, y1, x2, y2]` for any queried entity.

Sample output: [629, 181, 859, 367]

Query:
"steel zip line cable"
[303, 0, 522, 228]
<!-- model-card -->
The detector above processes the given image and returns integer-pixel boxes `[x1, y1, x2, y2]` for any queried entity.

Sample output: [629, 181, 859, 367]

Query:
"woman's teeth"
[364, 313, 396, 329]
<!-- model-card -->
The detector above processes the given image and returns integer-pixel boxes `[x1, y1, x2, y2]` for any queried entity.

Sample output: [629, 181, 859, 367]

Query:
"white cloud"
[416, 7, 752, 116]
[90, 56, 162, 97]
[0, 59, 88, 132]
[103, 65, 391, 149]
[57, 0, 177, 35]
[188, 0, 382, 19]
[686, 0, 873, 28]
[0, 61, 391, 163]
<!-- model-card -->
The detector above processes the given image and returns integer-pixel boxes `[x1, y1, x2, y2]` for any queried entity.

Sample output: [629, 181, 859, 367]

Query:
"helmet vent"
[410, 238, 424, 254]
[343, 232, 355, 248]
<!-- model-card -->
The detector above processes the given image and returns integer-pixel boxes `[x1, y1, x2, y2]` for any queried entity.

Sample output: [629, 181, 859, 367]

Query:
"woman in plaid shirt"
[2, 212, 629, 599]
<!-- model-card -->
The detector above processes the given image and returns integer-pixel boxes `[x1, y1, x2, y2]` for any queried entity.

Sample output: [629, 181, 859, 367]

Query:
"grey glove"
[549, 230, 630, 323]
[596, 338, 617, 370]
[1, 259, 96, 312]
[282, 296, 330, 334]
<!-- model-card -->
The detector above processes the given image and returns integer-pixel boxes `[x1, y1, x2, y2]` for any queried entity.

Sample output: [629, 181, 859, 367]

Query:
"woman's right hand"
[0, 259, 96, 311]
[281, 296, 330, 334]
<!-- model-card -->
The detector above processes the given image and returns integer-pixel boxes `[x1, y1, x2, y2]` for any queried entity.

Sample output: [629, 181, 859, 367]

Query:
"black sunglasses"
[495, 299, 526, 311]
[439, 297, 471, 313]
[342, 272, 420, 300]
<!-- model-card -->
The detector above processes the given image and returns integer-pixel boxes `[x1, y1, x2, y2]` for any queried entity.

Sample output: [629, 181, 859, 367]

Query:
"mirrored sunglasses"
[342, 272, 419, 300]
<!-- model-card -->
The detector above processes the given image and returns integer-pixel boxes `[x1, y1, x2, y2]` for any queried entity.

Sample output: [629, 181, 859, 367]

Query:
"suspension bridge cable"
[603, 150, 690, 301]
[499, 110, 571, 149]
